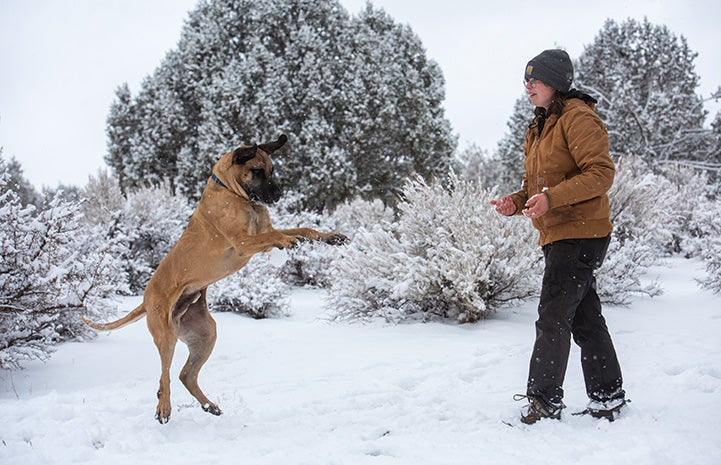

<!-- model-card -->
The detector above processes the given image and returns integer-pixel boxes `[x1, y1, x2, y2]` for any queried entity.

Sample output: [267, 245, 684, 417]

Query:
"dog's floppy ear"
[258, 134, 288, 155]
[233, 144, 258, 165]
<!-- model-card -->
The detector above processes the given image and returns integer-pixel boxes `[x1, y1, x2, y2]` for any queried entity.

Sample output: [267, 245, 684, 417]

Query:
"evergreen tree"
[488, 97, 533, 191]
[105, 83, 138, 191]
[105, 0, 456, 211]
[0, 152, 41, 207]
[128, 63, 189, 192]
[342, 5, 456, 204]
[576, 18, 713, 168]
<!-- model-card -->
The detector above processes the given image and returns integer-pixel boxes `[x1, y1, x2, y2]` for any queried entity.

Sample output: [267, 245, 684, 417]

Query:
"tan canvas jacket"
[509, 97, 615, 246]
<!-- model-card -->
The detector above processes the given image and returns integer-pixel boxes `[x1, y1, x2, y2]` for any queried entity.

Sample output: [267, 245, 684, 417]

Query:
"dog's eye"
[251, 169, 265, 178]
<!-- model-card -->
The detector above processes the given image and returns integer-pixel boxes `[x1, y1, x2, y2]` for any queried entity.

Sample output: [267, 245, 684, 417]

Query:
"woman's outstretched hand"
[490, 196, 517, 216]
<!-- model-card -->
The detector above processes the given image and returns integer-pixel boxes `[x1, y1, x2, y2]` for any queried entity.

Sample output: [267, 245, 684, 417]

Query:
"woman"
[491, 49, 626, 424]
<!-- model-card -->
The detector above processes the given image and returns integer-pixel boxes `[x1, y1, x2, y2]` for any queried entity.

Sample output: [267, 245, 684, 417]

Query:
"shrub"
[0, 159, 126, 368]
[327, 176, 542, 323]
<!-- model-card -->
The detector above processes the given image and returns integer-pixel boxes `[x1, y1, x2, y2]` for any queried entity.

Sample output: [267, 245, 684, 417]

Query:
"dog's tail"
[82, 303, 147, 332]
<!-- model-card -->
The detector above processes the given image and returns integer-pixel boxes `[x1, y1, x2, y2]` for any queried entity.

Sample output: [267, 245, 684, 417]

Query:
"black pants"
[526, 235, 624, 408]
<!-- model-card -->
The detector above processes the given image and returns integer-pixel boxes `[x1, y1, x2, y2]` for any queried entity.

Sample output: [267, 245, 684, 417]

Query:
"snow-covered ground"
[1, 257, 720, 465]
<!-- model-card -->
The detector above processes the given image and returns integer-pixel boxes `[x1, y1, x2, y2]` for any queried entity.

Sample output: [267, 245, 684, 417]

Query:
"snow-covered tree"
[487, 97, 535, 193]
[576, 18, 718, 171]
[105, 83, 139, 192]
[0, 156, 126, 369]
[0, 153, 41, 207]
[41, 184, 82, 206]
[340, 5, 456, 205]
[703, 110, 721, 193]
[105, 0, 456, 211]
[328, 176, 542, 323]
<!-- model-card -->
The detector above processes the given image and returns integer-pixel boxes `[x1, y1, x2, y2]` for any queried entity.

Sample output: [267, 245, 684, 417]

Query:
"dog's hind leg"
[148, 308, 178, 424]
[146, 289, 202, 424]
[177, 289, 222, 416]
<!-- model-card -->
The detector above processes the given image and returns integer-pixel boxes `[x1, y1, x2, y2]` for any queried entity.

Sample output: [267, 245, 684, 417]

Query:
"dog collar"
[210, 173, 228, 189]
[211, 171, 251, 201]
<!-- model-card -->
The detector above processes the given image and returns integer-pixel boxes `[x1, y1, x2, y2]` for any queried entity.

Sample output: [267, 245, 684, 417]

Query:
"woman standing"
[491, 49, 626, 424]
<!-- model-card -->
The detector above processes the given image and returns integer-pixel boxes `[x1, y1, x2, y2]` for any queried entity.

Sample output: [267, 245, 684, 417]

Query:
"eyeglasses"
[523, 78, 539, 88]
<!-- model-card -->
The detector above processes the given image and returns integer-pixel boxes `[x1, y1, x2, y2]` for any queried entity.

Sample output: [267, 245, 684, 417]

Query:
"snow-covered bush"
[328, 196, 396, 239]
[596, 237, 662, 305]
[205, 192, 362, 319]
[80, 169, 125, 228]
[596, 155, 675, 304]
[661, 163, 712, 258]
[691, 198, 721, 293]
[208, 251, 291, 319]
[269, 193, 333, 287]
[113, 182, 192, 293]
[596, 155, 720, 304]
[598, 155, 720, 303]
[260, 192, 363, 288]
[327, 176, 542, 323]
[0, 160, 126, 368]
[607, 155, 683, 253]
[664, 163, 721, 293]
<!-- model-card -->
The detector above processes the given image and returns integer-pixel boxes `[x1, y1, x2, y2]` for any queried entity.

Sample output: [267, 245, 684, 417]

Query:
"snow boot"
[575, 397, 627, 421]
[514, 394, 564, 425]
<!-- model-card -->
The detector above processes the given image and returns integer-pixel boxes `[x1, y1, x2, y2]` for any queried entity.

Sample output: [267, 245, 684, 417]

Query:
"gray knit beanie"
[525, 49, 574, 93]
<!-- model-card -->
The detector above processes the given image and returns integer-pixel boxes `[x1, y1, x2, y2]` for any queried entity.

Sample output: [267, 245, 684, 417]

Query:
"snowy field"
[1, 256, 720, 465]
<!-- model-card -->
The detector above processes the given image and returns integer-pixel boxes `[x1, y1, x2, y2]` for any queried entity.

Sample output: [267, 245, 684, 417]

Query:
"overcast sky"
[1, 0, 719, 189]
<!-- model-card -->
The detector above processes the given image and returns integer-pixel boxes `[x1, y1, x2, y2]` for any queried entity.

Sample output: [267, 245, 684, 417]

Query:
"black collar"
[211, 173, 228, 189]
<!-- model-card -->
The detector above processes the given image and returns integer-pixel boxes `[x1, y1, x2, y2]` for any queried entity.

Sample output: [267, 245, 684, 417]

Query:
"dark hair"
[547, 91, 568, 116]
[533, 91, 567, 120]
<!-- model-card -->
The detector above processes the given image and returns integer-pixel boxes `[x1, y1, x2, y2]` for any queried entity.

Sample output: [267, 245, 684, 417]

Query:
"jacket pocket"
[540, 204, 581, 227]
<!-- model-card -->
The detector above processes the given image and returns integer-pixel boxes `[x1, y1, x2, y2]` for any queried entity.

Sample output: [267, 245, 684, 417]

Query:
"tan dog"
[83, 134, 347, 423]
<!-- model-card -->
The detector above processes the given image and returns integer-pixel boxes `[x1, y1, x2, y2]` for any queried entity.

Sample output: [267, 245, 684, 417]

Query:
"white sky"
[1, 0, 719, 189]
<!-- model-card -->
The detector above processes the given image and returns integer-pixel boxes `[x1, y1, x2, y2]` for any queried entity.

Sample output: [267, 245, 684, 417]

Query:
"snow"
[267, 248, 290, 268]
[1, 257, 720, 465]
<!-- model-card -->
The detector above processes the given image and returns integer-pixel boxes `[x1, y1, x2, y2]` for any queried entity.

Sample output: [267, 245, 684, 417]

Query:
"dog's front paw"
[271, 232, 296, 249]
[325, 233, 349, 246]
[274, 234, 305, 250]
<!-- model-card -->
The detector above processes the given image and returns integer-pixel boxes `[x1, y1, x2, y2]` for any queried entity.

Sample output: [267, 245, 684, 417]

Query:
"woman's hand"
[522, 193, 550, 219]
[490, 196, 517, 216]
